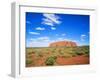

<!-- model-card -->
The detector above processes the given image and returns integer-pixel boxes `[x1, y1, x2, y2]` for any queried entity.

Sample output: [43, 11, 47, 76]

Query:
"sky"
[26, 12, 90, 47]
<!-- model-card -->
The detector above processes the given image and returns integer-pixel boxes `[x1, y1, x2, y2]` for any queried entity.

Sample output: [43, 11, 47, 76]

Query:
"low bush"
[26, 59, 33, 65]
[75, 52, 83, 55]
[45, 56, 56, 65]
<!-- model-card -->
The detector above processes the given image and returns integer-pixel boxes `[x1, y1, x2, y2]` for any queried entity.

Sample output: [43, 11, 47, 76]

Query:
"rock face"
[49, 41, 77, 47]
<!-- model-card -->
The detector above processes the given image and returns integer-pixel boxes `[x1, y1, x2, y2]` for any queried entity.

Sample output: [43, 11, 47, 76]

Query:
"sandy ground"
[26, 55, 89, 67]
[56, 55, 89, 65]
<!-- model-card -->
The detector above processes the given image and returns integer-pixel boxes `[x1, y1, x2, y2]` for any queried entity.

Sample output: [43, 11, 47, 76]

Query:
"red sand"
[56, 55, 89, 65]
[26, 54, 89, 67]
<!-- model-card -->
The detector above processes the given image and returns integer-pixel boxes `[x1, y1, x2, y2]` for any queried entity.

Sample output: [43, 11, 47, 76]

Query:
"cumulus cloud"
[51, 27, 56, 30]
[38, 36, 50, 41]
[81, 34, 86, 41]
[42, 18, 54, 26]
[42, 13, 61, 27]
[28, 37, 53, 47]
[29, 32, 40, 35]
[58, 38, 63, 40]
[56, 34, 58, 36]
[26, 21, 31, 24]
[27, 41, 49, 47]
[27, 36, 78, 47]
[35, 27, 45, 30]
[62, 33, 66, 36]
[30, 36, 50, 42]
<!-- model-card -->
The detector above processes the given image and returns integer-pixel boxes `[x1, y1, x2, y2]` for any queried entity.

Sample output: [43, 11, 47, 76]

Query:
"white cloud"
[35, 27, 45, 30]
[30, 36, 50, 42]
[58, 38, 63, 40]
[28, 37, 53, 47]
[42, 13, 61, 26]
[37, 36, 50, 41]
[27, 37, 78, 47]
[81, 35, 86, 37]
[43, 13, 61, 24]
[51, 27, 56, 30]
[42, 18, 54, 26]
[30, 38, 38, 42]
[29, 32, 40, 35]
[26, 21, 31, 24]
[56, 34, 58, 36]
[81, 34, 86, 41]
[62, 33, 66, 36]
[27, 41, 49, 47]
[57, 38, 70, 41]
[56, 33, 66, 36]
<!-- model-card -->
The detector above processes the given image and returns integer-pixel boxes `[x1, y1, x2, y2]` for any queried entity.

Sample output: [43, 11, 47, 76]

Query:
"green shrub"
[59, 51, 64, 55]
[26, 54, 33, 58]
[45, 56, 56, 65]
[75, 52, 83, 55]
[28, 52, 35, 55]
[26, 59, 33, 65]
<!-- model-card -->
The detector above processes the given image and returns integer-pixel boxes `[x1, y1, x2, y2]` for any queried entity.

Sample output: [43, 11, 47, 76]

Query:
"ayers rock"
[49, 41, 77, 47]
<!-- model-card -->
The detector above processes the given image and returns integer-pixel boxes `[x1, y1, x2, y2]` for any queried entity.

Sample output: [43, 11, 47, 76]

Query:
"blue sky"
[26, 12, 90, 47]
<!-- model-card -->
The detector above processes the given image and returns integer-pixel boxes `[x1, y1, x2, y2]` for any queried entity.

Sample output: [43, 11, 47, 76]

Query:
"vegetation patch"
[45, 56, 56, 65]
[26, 59, 33, 65]
[26, 46, 89, 67]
